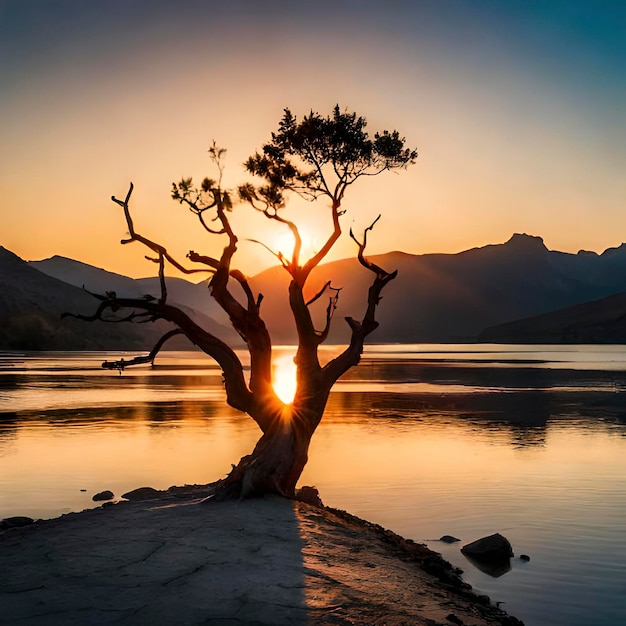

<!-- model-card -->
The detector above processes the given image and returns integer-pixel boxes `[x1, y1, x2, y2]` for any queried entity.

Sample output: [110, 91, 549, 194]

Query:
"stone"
[1, 516, 34, 530]
[519, 554, 530, 562]
[461, 533, 513, 562]
[92, 490, 114, 502]
[440, 535, 461, 543]
[122, 486, 162, 501]
[295, 485, 324, 508]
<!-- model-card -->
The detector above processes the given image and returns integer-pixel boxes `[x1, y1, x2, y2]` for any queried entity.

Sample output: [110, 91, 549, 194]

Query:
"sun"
[274, 231, 318, 262]
[272, 353, 297, 404]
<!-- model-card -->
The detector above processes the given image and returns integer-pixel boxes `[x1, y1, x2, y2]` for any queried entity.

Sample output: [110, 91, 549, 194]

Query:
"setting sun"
[272, 353, 297, 404]
[273, 231, 318, 264]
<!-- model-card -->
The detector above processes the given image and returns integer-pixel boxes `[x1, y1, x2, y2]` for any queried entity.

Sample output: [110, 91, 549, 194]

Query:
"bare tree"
[67, 106, 417, 500]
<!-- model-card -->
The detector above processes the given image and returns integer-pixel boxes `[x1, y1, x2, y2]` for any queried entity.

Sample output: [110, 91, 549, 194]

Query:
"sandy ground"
[0, 494, 523, 625]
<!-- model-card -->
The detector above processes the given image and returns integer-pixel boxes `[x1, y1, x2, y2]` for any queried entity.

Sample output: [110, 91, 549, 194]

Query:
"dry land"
[0, 491, 523, 625]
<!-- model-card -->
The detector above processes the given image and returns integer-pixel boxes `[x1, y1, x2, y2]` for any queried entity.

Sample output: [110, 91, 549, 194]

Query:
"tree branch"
[306, 281, 339, 306]
[299, 199, 342, 284]
[68, 294, 258, 418]
[246, 239, 289, 269]
[322, 217, 397, 386]
[205, 198, 275, 402]
[316, 286, 341, 344]
[112, 184, 211, 277]
[102, 329, 184, 370]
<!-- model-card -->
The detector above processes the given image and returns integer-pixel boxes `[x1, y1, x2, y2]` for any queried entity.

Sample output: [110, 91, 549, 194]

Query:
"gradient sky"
[1, 0, 625, 277]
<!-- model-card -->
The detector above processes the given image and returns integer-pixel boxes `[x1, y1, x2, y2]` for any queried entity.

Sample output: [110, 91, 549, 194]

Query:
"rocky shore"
[0, 489, 523, 625]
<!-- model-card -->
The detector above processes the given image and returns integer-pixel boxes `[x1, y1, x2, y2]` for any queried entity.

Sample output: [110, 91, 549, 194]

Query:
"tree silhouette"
[67, 106, 417, 500]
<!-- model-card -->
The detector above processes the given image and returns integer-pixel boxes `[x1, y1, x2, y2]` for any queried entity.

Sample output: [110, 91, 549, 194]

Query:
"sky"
[1, 0, 625, 278]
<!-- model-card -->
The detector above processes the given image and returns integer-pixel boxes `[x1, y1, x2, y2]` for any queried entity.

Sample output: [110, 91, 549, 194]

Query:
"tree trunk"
[207, 393, 328, 501]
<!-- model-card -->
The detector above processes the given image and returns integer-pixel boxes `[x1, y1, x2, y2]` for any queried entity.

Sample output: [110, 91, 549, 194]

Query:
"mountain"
[479, 292, 626, 343]
[0, 247, 188, 351]
[0, 246, 241, 351]
[249, 234, 626, 343]
[29, 255, 239, 344]
[29, 256, 139, 298]
[30, 255, 222, 317]
[11, 233, 626, 348]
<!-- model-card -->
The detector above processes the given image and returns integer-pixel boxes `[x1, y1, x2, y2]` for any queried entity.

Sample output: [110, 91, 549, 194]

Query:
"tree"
[67, 106, 417, 500]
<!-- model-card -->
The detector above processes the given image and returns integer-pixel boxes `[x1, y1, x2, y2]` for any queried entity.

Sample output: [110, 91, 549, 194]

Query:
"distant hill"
[249, 233, 626, 343]
[479, 292, 626, 343]
[0, 247, 240, 351]
[10, 233, 626, 348]
[29, 255, 239, 345]
[30, 255, 222, 318]
[0, 247, 186, 351]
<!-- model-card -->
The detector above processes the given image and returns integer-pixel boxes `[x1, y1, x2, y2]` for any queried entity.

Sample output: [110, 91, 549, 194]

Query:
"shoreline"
[0, 488, 523, 625]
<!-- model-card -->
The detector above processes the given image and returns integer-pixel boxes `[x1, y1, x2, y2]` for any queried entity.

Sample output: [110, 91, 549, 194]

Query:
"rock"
[1, 516, 35, 530]
[421, 557, 467, 589]
[519, 554, 531, 562]
[446, 614, 464, 625]
[295, 485, 324, 508]
[92, 490, 114, 502]
[167, 484, 206, 494]
[122, 486, 162, 501]
[440, 535, 461, 543]
[461, 533, 513, 562]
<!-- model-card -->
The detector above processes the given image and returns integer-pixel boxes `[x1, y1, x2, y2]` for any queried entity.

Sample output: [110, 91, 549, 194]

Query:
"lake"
[1, 345, 626, 626]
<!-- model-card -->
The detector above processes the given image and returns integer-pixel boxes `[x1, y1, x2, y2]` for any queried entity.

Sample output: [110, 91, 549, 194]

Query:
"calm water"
[1, 345, 626, 626]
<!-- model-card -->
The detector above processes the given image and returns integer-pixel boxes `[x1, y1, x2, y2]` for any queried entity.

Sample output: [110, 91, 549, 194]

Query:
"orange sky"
[1, 1, 625, 278]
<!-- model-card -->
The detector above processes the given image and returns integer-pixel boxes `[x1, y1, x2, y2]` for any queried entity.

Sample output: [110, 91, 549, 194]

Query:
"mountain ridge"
[0, 246, 240, 350]
[248, 233, 626, 343]
[480, 291, 626, 343]
[4, 233, 626, 348]
[0, 246, 186, 351]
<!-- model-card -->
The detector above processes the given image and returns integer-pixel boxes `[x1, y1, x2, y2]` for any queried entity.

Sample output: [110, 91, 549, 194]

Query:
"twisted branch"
[322, 216, 397, 385]
[112, 184, 211, 277]
[102, 329, 184, 371]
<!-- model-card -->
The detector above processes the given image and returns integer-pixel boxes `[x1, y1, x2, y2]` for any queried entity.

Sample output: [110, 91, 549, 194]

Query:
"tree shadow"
[0, 497, 308, 624]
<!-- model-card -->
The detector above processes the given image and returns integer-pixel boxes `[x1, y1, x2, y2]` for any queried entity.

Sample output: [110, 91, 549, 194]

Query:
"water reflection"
[1, 348, 626, 626]
[462, 554, 512, 578]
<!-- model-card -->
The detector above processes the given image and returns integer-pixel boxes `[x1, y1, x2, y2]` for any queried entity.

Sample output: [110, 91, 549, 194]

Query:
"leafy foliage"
[244, 105, 418, 208]
[170, 142, 233, 235]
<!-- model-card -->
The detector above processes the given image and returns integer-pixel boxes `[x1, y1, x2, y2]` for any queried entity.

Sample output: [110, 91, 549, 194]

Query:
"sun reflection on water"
[272, 353, 297, 404]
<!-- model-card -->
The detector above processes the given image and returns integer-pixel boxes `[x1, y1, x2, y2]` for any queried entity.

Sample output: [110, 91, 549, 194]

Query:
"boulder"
[439, 535, 461, 543]
[122, 486, 162, 501]
[295, 486, 324, 508]
[92, 490, 114, 502]
[1, 516, 35, 530]
[461, 533, 513, 562]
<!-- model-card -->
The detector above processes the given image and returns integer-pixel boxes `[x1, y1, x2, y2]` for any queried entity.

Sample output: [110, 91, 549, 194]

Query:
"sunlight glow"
[272, 353, 297, 404]
[274, 232, 318, 263]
